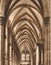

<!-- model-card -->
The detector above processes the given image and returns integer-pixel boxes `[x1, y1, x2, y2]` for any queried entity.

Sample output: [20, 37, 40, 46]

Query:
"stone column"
[36, 45, 39, 65]
[44, 17, 50, 65]
[49, 6, 51, 65]
[31, 55, 33, 65]
[4, 25, 9, 65]
[15, 53, 16, 65]
[37, 39, 44, 65]
[39, 44, 44, 65]
[13, 50, 15, 65]
[33, 50, 36, 65]
[9, 45, 12, 65]
[9, 36, 12, 65]
[0, 16, 5, 65]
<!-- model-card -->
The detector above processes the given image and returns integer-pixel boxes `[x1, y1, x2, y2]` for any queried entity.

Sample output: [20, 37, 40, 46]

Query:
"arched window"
[21, 52, 25, 61]
[26, 53, 30, 61]
[20, 50, 30, 65]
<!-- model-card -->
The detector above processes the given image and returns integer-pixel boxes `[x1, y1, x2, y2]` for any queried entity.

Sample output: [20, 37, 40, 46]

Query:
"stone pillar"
[41, 46, 44, 65]
[44, 17, 50, 65]
[33, 50, 36, 65]
[9, 36, 12, 65]
[15, 53, 16, 65]
[9, 45, 12, 65]
[13, 50, 15, 65]
[50, 4, 51, 65]
[39, 44, 44, 65]
[15, 53, 17, 65]
[37, 39, 44, 65]
[4, 25, 9, 65]
[31, 55, 33, 65]
[36, 45, 39, 65]
[0, 16, 5, 65]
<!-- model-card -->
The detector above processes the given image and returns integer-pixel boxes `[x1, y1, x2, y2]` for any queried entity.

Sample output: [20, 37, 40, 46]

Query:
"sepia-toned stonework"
[0, 0, 50, 65]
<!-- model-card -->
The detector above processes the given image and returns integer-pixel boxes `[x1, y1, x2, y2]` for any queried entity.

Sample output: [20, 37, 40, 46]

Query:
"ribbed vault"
[6, 0, 44, 53]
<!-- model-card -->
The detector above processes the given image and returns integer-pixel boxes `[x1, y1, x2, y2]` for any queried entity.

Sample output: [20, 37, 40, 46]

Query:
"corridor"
[0, 0, 50, 65]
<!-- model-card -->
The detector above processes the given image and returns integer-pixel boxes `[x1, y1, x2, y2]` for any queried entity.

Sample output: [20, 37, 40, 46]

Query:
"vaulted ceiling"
[0, 0, 50, 53]
[8, 0, 43, 53]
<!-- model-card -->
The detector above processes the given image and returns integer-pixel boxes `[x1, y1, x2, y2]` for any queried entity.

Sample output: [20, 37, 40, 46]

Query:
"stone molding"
[0, 16, 5, 25]
[44, 17, 50, 25]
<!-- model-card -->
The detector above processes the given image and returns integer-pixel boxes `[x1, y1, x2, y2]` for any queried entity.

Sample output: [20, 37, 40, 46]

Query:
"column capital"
[37, 38, 44, 44]
[0, 16, 5, 25]
[37, 39, 44, 47]
[44, 16, 50, 26]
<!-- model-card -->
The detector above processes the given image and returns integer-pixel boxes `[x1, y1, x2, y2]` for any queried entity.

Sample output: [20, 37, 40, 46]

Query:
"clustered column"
[4, 26, 20, 65]
[36, 45, 39, 65]
[4, 25, 9, 65]
[8, 32, 19, 65]
[0, 16, 5, 65]
[37, 41, 44, 65]
[9, 35, 12, 65]
[12, 43, 19, 65]
[39, 44, 44, 65]
[44, 17, 50, 65]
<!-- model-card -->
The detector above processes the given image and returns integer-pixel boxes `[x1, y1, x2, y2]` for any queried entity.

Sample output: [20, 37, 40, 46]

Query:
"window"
[20, 50, 30, 65]
[21, 53, 25, 61]
[26, 54, 30, 60]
